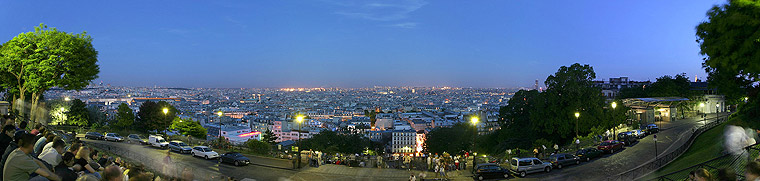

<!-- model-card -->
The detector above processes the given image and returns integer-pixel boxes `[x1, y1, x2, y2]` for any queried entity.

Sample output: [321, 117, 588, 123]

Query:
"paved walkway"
[539, 114, 722, 180]
[298, 164, 476, 181]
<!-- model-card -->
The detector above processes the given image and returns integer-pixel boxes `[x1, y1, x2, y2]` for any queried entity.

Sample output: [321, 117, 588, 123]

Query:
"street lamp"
[296, 115, 304, 168]
[611, 102, 617, 140]
[64, 97, 70, 101]
[574, 112, 580, 138]
[470, 115, 479, 171]
[217, 111, 224, 141]
[162, 108, 169, 134]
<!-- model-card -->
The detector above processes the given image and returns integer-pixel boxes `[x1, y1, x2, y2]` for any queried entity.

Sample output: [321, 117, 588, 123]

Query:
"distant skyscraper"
[534, 79, 539, 90]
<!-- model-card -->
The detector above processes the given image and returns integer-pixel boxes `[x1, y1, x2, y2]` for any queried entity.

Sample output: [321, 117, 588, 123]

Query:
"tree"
[66, 99, 89, 126]
[532, 63, 606, 144]
[300, 131, 372, 154]
[262, 128, 278, 144]
[697, 0, 760, 125]
[170, 117, 207, 139]
[115, 103, 134, 129]
[136, 101, 177, 133]
[245, 139, 272, 155]
[87, 106, 106, 127]
[0, 24, 99, 124]
[424, 123, 475, 154]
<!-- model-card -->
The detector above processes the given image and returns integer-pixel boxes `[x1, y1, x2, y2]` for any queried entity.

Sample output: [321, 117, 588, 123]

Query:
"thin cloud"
[327, 0, 427, 21]
[387, 22, 418, 29]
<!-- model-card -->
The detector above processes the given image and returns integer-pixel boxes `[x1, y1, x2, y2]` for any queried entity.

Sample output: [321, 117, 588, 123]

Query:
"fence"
[651, 143, 760, 180]
[86, 141, 230, 181]
[609, 114, 729, 180]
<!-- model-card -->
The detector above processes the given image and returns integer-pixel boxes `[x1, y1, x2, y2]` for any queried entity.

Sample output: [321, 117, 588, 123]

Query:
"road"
[535, 114, 721, 180]
[82, 138, 413, 181]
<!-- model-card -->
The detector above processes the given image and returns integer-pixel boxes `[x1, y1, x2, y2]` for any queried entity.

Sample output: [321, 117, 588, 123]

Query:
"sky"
[0, 0, 725, 88]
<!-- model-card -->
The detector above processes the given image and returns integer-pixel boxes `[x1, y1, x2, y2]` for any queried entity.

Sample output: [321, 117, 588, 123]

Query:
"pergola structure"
[621, 97, 690, 126]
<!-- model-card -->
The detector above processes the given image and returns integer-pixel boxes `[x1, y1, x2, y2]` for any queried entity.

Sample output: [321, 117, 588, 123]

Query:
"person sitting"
[3, 133, 60, 181]
[34, 132, 54, 156]
[39, 139, 66, 166]
[56, 152, 79, 181]
[102, 165, 124, 181]
[0, 125, 15, 157]
[74, 147, 100, 178]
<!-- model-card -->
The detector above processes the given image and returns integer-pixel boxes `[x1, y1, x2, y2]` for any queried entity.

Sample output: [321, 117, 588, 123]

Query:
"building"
[593, 77, 651, 99]
[391, 129, 417, 154]
[213, 124, 261, 145]
[375, 113, 395, 130]
[0, 101, 9, 115]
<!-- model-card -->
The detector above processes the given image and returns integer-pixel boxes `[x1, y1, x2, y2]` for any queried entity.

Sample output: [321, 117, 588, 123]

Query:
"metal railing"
[651, 143, 760, 180]
[609, 114, 728, 180]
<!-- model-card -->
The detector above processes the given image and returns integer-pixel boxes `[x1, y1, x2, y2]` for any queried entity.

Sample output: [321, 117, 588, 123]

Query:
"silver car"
[509, 157, 552, 177]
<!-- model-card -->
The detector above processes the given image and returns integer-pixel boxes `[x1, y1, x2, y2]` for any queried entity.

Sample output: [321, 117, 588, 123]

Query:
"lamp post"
[611, 102, 617, 140]
[700, 103, 706, 125]
[471, 116, 479, 171]
[163, 108, 169, 134]
[716, 104, 720, 122]
[653, 134, 658, 159]
[217, 111, 224, 141]
[296, 115, 304, 168]
[574, 112, 580, 138]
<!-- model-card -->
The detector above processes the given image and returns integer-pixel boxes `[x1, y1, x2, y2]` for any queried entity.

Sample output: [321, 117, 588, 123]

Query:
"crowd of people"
[0, 115, 182, 181]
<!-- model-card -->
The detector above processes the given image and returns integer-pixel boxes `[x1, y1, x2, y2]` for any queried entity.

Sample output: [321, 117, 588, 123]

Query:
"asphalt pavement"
[537, 114, 721, 180]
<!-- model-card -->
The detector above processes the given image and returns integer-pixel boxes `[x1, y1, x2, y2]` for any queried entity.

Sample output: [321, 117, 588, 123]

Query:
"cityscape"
[1, 1, 759, 181]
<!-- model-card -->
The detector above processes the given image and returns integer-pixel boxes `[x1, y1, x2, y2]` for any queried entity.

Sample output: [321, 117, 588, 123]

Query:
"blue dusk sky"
[0, 0, 724, 88]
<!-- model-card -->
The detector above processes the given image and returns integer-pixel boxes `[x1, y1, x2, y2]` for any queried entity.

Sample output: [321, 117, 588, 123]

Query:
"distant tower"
[694, 74, 698, 82]
[534, 79, 539, 90]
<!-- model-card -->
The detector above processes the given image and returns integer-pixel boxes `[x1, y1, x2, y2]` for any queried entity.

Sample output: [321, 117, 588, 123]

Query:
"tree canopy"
[0, 23, 99, 123]
[115, 103, 135, 129]
[425, 123, 475, 154]
[262, 128, 278, 144]
[697, 0, 760, 102]
[136, 101, 178, 133]
[65, 99, 89, 126]
[300, 131, 374, 154]
[170, 117, 207, 139]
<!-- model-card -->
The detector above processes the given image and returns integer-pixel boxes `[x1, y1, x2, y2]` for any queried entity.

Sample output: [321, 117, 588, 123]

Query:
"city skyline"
[1, 0, 719, 88]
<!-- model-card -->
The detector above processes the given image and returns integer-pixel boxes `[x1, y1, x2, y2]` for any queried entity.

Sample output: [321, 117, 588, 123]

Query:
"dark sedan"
[575, 148, 603, 162]
[220, 152, 250, 166]
[85, 132, 104, 140]
[473, 163, 510, 180]
[544, 153, 579, 169]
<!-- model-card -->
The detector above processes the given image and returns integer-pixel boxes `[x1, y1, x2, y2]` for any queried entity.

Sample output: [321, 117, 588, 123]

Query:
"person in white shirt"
[38, 139, 66, 166]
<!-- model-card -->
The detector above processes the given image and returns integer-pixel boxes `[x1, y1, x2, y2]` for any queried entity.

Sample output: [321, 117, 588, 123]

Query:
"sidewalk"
[301, 164, 475, 180]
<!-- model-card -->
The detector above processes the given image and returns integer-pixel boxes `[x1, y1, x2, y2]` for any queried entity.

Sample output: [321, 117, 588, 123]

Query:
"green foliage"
[170, 117, 207, 139]
[66, 99, 89, 126]
[115, 103, 134, 129]
[533, 63, 606, 144]
[364, 110, 377, 127]
[0, 23, 99, 121]
[245, 139, 271, 155]
[136, 101, 178, 133]
[261, 128, 278, 144]
[425, 123, 475, 154]
[87, 106, 106, 126]
[300, 131, 374, 154]
[697, 0, 760, 102]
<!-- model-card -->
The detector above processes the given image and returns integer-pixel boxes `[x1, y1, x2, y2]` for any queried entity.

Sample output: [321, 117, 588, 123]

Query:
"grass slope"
[649, 117, 737, 177]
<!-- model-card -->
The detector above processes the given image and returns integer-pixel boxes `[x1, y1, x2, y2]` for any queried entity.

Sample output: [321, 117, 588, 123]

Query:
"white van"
[149, 135, 169, 149]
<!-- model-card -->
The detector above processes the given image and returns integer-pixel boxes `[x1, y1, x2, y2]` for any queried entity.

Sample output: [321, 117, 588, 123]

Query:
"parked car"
[544, 153, 580, 169]
[169, 141, 192, 154]
[631, 129, 646, 138]
[575, 148, 604, 162]
[192, 146, 220, 159]
[127, 134, 147, 145]
[597, 140, 624, 153]
[85, 132, 104, 140]
[617, 132, 638, 146]
[646, 124, 660, 134]
[104, 133, 124, 142]
[509, 157, 552, 177]
[149, 135, 169, 149]
[220, 152, 251, 166]
[473, 163, 510, 180]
